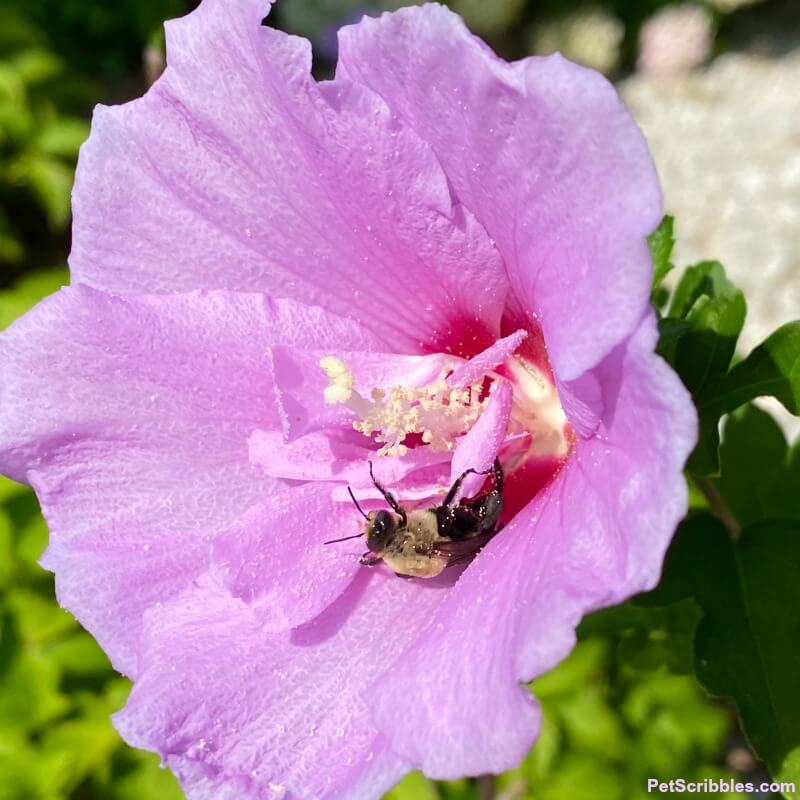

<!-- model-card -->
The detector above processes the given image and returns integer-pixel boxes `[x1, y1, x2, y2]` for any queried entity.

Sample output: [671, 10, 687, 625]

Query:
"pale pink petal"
[71, 0, 506, 354]
[211, 483, 363, 633]
[115, 571, 449, 799]
[338, 5, 662, 379]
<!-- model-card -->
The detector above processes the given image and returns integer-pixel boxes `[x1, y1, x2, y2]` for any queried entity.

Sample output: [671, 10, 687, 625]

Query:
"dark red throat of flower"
[423, 310, 574, 524]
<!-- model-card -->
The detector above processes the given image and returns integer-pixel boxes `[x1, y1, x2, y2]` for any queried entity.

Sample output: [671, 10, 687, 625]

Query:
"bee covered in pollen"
[326, 459, 505, 578]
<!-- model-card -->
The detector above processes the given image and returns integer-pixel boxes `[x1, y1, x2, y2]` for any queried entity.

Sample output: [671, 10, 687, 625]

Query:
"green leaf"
[0, 476, 28, 503]
[717, 405, 800, 526]
[48, 632, 111, 681]
[16, 154, 74, 228]
[649, 215, 675, 293]
[777, 746, 800, 800]
[622, 672, 730, 768]
[383, 772, 440, 800]
[519, 705, 562, 783]
[660, 261, 746, 475]
[0, 739, 60, 800]
[0, 211, 24, 263]
[539, 754, 623, 800]
[11, 267, 69, 298]
[0, 267, 68, 330]
[41, 716, 120, 794]
[11, 49, 63, 86]
[111, 751, 185, 800]
[647, 515, 800, 776]
[579, 599, 701, 675]
[669, 262, 746, 398]
[557, 686, 626, 760]
[7, 589, 76, 645]
[37, 116, 89, 158]
[0, 511, 14, 590]
[0, 648, 68, 731]
[713, 321, 800, 416]
[532, 639, 608, 698]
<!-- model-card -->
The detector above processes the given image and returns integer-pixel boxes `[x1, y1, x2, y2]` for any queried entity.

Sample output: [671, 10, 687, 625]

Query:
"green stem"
[694, 475, 741, 541]
[476, 775, 497, 800]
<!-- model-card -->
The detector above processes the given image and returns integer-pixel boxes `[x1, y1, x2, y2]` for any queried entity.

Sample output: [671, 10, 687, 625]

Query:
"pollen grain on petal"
[320, 355, 355, 405]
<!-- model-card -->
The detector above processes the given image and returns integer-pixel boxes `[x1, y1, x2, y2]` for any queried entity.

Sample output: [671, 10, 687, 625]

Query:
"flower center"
[503, 355, 570, 462]
[319, 356, 490, 457]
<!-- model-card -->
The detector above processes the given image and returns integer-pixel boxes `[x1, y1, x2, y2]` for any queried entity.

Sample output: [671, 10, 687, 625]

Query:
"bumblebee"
[327, 459, 504, 578]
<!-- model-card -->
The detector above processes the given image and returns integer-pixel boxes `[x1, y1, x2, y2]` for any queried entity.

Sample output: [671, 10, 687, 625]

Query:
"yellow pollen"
[319, 355, 355, 405]
[319, 356, 490, 457]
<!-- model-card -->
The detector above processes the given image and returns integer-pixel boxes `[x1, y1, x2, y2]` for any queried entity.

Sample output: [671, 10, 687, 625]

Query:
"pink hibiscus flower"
[0, 1, 696, 797]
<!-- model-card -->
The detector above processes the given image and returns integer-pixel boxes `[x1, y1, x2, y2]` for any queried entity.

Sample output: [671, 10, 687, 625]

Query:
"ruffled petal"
[115, 571, 451, 799]
[0, 286, 375, 672]
[338, 5, 662, 379]
[211, 482, 363, 633]
[70, 0, 506, 353]
[370, 315, 695, 777]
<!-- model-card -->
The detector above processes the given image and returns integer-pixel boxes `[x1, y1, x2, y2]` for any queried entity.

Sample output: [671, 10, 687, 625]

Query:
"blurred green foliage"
[0, 0, 182, 288]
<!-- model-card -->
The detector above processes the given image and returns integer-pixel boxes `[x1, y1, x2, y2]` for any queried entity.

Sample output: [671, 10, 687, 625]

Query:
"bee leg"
[368, 461, 407, 525]
[442, 458, 502, 508]
[359, 552, 382, 567]
[443, 468, 486, 508]
[464, 459, 504, 532]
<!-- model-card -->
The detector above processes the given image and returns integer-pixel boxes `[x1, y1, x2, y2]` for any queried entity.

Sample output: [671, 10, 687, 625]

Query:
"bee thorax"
[382, 510, 446, 578]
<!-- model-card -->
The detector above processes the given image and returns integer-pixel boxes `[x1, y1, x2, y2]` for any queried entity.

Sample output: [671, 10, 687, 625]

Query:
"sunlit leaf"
[37, 116, 89, 157]
[659, 261, 746, 475]
[11, 49, 64, 86]
[648, 215, 675, 293]
[717, 405, 800, 526]
[648, 515, 800, 775]
[714, 321, 800, 417]
[16, 154, 74, 228]
[777, 746, 800, 800]
[384, 771, 440, 800]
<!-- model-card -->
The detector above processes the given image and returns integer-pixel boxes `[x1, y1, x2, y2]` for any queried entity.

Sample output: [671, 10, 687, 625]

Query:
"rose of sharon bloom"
[0, 1, 696, 798]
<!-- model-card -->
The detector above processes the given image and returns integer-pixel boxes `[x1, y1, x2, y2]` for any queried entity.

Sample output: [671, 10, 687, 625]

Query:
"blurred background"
[0, 1, 797, 798]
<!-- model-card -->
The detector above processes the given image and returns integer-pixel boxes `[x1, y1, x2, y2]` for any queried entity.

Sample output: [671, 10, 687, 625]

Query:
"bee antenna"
[347, 485, 368, 520]
[323, 532, 365, 545]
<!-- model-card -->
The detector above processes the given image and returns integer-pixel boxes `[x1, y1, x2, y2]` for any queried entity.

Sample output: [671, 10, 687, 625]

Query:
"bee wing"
[433, 530, 497, 567]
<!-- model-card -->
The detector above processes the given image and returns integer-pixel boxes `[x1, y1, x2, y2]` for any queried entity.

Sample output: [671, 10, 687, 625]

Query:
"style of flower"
[0, 1, 696, 798]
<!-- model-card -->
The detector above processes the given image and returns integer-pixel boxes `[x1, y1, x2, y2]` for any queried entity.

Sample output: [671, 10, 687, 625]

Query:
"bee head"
[365, 509, 399, 553]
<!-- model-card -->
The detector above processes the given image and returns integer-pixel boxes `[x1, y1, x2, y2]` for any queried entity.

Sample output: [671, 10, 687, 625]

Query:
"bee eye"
[367, 510, 394, 553]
